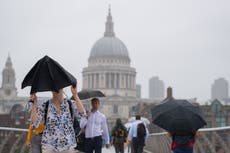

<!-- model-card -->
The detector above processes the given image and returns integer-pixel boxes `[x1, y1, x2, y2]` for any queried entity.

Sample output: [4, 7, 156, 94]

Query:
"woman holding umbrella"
[22, 56, 86, 153]
[30, 85, 85, 153]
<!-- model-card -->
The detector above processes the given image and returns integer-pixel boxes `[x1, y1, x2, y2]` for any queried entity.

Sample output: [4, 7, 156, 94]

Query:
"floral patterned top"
[32, 99, 78, 152]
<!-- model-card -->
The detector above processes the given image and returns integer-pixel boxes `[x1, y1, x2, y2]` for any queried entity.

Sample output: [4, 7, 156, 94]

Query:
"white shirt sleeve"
[145, 125, 149, 140]
[102, 115, 110, 144]
[80, 117, 87, 129]
[128, 124, 134, 141]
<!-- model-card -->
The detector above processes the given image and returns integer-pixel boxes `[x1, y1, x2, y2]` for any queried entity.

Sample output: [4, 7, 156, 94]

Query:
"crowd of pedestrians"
[24, 56, 203, 153]
[27, 96, 149, 153]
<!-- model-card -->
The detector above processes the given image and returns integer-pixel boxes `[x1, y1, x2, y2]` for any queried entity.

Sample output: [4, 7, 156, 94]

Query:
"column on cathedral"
[109, 73, 112, 88]
[87, 74, 90, 89]
[116, 73, 120, 89]
[130, 74, 132, 89]
[90, 74, 92, 89]
[128, 74, 131, 89]
[129, 75, 132, 89]
[126, 74, 127, 89]
[96, 73, 99, 88]
[121, 74, 125, 88]
[106, 73, 109, 88]
[132, 75, 135, 89]
[93, 73, 96, 88]
[100, 73, 105, 88]
[114, 73, 117, 88]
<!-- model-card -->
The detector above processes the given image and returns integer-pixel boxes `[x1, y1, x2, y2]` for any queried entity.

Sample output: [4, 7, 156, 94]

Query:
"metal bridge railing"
[1, 126, 230, 153]
[145, 126, 230, 153]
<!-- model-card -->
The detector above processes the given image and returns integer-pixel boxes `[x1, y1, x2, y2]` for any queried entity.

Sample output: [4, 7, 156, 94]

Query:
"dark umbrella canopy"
[151, 98, 207, 134]
[21, 55, 77, 94]
[71, 89, 105, 100]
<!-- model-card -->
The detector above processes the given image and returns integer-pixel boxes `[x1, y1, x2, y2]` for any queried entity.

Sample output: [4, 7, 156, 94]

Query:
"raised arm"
[30, 94, 44, 128]
[71, 84, 85, 113]
[30, 94, 38, 123]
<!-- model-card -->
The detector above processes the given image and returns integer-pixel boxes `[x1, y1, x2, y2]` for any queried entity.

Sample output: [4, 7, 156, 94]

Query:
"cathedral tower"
[0, 55, 17, 99]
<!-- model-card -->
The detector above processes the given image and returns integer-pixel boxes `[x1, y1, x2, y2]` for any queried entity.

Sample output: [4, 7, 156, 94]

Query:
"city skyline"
[149, 76, 165, 100]
[211, 77, 229, 101]
[0, 0, 230, 102]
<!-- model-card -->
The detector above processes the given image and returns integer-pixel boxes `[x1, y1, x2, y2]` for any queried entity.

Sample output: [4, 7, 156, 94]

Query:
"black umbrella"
[71, 89, 105, 100]
[21, 55, 77, 94]
[151, 98, 207, 134]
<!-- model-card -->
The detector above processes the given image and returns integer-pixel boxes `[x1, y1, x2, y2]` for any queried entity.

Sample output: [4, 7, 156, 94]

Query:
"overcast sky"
[0, 0, 230, 102]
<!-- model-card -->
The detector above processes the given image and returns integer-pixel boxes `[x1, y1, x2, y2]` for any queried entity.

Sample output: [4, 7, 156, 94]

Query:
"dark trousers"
[114, 143, 124, 153]
[132, 137, 145, 153]
[31, 134, 42, 153]
[85, 136, 102, 153]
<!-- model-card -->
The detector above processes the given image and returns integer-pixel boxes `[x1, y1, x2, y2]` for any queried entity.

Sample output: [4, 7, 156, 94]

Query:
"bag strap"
[44, 99, 73, 125]
[44, 100, 49, 124]
[67, 99, 73, 119]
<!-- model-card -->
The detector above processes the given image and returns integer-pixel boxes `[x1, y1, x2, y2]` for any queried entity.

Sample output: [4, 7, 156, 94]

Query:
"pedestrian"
[128, 115, 149, 153]
[30, 84, 85, 153]
[26, 120, 44, 153]
[125, 124, 132, 153]
[169, 131, 198, 153]
[111, 118, 128, 153]
[80, 97, 110, 153]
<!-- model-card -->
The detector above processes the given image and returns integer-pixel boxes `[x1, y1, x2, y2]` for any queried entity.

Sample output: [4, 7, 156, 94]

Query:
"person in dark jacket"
[111, 118, 128, 153]
[169, 132, 198, 153]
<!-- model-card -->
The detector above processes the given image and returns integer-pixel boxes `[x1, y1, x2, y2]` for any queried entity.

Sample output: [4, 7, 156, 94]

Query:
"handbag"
[75, 130, 85, 152]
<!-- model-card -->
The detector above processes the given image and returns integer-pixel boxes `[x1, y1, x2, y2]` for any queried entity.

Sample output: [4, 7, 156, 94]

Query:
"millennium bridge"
[0, 126, 230, 153]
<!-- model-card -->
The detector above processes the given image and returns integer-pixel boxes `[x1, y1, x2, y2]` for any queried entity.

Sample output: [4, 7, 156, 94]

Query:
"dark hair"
[136, 115, 141, 120]
[91, 98, 100, 103]
[116, 118, 122, 125]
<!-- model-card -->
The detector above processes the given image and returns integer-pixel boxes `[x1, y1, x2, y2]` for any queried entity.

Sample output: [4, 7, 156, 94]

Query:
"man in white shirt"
[80, 98, 110, 153]
[128, 115, 149, 153]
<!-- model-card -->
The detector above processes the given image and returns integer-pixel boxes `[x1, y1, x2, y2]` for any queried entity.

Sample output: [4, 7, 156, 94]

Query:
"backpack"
[75, 130, 85, 152]
[137, 122, 146, 139]
[114, 128, 127, 144]
[44, 99, 81, 136]
[116, 128, 124, 138]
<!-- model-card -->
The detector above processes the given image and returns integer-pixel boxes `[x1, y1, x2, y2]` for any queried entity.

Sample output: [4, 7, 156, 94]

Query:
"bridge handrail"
[149, 126, 230, 136]
[0, 127, 28, 132]
[1, 126, 230, 135]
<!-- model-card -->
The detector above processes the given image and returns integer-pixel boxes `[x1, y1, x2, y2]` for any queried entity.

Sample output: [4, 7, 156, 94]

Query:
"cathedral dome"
[90, 37, 129, 59]
[82, 7, 136, 98]
[89, 7, 130, 61]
